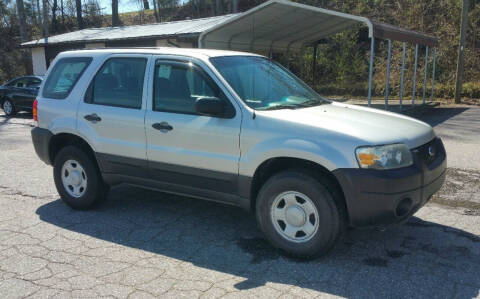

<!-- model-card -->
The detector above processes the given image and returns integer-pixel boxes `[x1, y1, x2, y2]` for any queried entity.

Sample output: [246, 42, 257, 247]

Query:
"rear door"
[144, 56, 242, 202]
[77, 54, 151, 177]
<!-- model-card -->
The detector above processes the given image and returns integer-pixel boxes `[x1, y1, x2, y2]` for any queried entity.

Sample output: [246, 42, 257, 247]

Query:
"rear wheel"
[53, 146, 108, 210]
[2, 99, 15, 116]
[256, 170, 344, 259]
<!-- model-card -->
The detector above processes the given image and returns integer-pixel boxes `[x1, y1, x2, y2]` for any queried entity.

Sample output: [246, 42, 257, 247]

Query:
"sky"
[98, 0, 187, 14]
[98, 0, 149, 14]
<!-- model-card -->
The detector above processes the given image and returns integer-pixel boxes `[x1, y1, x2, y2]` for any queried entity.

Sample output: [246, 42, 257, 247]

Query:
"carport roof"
[199, 0, 438, 52]
[22, 0, 438, 50]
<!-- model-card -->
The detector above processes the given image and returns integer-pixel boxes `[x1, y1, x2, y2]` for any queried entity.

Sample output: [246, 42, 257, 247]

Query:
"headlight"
[355, 144, 413, 170]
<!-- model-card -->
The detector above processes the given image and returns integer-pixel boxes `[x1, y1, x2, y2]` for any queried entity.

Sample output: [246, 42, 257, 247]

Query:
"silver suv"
[31, 48, 446, 258]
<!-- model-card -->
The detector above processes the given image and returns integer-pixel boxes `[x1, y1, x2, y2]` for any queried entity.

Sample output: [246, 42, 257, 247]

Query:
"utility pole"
[455, 0, 469, 103]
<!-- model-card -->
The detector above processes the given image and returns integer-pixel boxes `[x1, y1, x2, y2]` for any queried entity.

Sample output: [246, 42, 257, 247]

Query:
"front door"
[77, 54, 151, 176]
[145, 57, 242, 202]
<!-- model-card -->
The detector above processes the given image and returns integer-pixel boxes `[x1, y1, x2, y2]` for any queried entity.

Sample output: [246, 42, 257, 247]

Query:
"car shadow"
[36, 185, 480, 297]
[405, 106, 470, 127]
[0, 111, 33, 119]
[0, 112, 33, 128]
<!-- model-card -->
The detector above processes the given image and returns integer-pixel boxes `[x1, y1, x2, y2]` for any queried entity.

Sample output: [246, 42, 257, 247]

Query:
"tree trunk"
[143, 0, 149, 10]
[51, 0, 58, 33]
[152, 0, 159, 21]
[215, 0, 222, 15]
[75, 0, 84, 29]
[112, 0, 120, 26]
[36, 0, 42, 29]
[32, 0, 37, 26]
[42, 0, 49, 37]
[194, 0, 200, 17]
[16, 0, 33, 74]
[232, 0, 238, 13]
[61, 0, 65, 26]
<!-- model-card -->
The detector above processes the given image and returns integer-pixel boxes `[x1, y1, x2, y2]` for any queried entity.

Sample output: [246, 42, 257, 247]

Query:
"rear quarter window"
[42, 57, 92, 99]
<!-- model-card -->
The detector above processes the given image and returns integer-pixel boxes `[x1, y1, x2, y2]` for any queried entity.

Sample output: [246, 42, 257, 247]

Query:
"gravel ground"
[0, 108, 479, 298]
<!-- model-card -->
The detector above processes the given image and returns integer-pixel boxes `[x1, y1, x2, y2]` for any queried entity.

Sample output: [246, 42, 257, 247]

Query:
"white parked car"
[31, 48, 446, 258]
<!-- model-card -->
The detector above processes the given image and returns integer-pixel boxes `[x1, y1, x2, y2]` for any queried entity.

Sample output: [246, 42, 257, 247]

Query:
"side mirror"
[195, 97, 225, 117]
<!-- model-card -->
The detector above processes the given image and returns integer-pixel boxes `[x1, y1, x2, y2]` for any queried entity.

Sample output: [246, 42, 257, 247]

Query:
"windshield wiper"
[298, 99, 328, 107]
[258, 104, 299, 111]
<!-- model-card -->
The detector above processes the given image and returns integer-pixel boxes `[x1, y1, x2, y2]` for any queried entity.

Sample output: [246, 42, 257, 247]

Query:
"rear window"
[42, 57, 92, 99]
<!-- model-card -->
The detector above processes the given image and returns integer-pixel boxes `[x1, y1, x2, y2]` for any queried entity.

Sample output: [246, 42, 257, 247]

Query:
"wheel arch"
[247, 157, 348, 222]
[48, 133, 99, 169]
[1, 94, 12, 102]
[1, 95, 13, 107]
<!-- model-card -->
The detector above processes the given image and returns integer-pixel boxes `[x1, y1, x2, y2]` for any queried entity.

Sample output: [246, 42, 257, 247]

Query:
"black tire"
[2, 99, 16, 116]
[53, 145, 108, 210]
[256, 170, 345, 259]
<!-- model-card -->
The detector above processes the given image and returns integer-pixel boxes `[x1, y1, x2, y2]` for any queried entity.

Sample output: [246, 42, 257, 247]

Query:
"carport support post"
[422, 45, 429, 104]
[412, 44, 419, 107]
[399, 42, 407, 111]
[384, 39, 392, 110]
[367, 37, 375, 107]
[430, 48, 437, 101]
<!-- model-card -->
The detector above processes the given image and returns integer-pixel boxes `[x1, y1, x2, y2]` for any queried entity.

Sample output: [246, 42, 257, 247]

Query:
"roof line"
[21, 33, 200, 48]
[21, 14, 238, 47]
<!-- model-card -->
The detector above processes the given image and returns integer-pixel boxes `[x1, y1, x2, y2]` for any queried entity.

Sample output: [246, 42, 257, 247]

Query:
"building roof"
[22, 14, 238, 48]
[22, 0, 438, 51]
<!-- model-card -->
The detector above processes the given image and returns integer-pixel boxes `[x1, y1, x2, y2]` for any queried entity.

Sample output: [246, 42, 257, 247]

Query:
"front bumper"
[333, 138, 447, 228]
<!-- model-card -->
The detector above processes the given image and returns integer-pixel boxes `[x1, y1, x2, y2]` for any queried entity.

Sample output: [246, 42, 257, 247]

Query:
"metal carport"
[199, 0, 439, 110]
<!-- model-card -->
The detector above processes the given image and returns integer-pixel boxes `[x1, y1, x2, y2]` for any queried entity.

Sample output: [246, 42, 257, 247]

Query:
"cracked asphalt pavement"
[0, 107, 479, 298]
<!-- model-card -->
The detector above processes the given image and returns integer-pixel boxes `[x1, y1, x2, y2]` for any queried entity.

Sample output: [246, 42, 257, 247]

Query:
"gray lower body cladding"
[333, 138, 446, 227]
[31, 128, 447, 228]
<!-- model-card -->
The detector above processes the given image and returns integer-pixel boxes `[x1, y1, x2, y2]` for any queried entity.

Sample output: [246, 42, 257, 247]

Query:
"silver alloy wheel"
[3, 100, 12, 115]
[61, 159, 87, 198]
[270, 191, 319, 243]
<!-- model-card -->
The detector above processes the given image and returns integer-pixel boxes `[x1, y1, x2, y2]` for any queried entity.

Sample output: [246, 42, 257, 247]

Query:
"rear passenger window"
[43, 57, 92, 99]
[86, 57, 147, 109]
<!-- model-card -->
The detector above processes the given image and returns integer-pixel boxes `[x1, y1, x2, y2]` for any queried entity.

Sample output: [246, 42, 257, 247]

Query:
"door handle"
[152, 122, 173, 131]
[84, 113, 102, 123]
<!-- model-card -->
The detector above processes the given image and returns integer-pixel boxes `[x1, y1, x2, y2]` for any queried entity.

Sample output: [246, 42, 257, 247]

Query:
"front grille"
[413, 138, 439, 165]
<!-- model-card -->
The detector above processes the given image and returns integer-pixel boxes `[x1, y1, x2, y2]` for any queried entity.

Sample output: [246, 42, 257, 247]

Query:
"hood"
[257, 102, 435, 149]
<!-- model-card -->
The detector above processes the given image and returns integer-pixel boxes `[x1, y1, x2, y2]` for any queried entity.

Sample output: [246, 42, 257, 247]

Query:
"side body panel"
[76, 54, 153, 174]
[37, 54, 100, 137]
[144, 55, 243, 203]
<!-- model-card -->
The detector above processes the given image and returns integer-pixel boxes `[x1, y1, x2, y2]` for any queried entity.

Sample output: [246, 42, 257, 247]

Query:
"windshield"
[210, 56, 328, 110]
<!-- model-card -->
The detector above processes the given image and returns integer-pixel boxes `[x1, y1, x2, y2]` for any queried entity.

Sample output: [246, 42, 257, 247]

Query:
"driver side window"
[153, 61, 219, 115]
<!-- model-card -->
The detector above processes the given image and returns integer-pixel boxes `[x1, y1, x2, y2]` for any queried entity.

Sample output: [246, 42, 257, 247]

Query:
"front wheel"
[2, 99, 15, 116]
[53, 146, 108, 210]
[256, 170, 344, 259]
